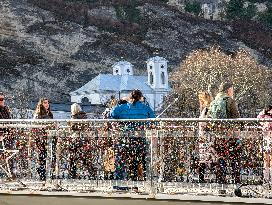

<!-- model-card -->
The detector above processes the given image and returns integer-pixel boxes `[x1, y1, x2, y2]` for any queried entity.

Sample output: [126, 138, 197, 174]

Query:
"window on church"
[149, 65, 152, 70]
[161, 72, 165, 85]
[81, 97, 90, 104]
[161, 94, 164, 101]
[161, 65, 164, 69]
[149, 72, 154, 85]
[116, 69, 119, 74]
[127, 69, 130, 73]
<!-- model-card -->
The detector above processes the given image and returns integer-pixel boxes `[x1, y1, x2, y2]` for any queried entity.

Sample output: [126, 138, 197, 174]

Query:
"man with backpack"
[209, 81, 239, 119]
[209, 82, 241, 184]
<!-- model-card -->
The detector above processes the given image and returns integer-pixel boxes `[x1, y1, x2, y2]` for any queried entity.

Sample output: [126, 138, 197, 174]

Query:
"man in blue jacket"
[110, 90, 155, 183]
[111, 94, 155, 119]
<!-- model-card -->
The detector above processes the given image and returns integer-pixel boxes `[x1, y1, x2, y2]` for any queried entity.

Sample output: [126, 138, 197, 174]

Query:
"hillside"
[0, 0, 271, 102]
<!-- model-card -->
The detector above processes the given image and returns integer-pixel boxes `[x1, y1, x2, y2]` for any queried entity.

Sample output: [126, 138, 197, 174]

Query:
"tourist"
[209, 81, 241, 184]
[198, 91, 216, 183]
[111, 89, 155, 182]
[33, 98, 53, 181]
[257, 105, 272, 182]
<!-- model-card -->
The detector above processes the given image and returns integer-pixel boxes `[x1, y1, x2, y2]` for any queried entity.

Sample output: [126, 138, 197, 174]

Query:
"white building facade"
[70, 56, 170, 111]
[168, 0, 229, 20]
[200, 0, 228, 20]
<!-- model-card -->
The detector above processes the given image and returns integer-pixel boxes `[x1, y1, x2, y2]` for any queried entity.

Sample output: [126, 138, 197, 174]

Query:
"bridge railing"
[0, 118, 271, 197]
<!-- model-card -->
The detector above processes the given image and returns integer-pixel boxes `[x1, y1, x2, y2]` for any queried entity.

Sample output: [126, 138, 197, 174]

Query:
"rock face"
[0, 0, 271, 102]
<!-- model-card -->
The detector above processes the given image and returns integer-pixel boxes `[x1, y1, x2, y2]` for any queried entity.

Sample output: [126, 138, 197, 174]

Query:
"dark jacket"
[33, 112, 53, 119]
[0, 106, 11, 119]
[0, 106, 11, 135]
[226, 97, 240, 118]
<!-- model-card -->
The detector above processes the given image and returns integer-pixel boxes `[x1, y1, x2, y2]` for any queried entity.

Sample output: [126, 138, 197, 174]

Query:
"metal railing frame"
[0, 118, 271, 197]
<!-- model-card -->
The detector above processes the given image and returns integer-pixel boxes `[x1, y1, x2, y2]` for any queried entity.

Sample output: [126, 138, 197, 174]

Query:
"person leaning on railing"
[110, 89, 155, 182]
[33, 97, 53, 182]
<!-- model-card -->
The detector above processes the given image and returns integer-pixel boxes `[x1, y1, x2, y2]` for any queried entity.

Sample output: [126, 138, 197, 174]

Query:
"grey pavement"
[0, 195, 235, 205]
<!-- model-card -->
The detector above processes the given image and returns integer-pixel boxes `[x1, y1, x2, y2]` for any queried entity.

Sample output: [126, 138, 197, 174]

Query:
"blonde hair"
[198, 91, 212, 107]
[71, 103, 82, 116]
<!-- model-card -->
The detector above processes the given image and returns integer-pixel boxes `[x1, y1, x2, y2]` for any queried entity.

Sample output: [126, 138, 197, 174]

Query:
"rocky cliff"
[0, 0, 271, 102]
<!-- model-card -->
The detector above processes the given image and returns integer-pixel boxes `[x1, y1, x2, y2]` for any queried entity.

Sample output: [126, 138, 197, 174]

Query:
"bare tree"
[161, 47, 272, 118]
[6, 89, 34, 119]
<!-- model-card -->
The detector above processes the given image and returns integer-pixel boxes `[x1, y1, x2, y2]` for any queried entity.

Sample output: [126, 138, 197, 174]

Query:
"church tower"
[146, 56, 168, 90]
[112, 60, 134, 76]
[146, 56, 169, 111]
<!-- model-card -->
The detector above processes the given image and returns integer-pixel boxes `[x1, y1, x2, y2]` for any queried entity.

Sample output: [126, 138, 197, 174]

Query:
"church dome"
[112, 60, 133, 67]
[146, 56, 168, 63]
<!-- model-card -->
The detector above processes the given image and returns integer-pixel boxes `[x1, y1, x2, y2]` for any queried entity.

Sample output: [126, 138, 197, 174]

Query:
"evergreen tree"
[259, 6, 272, 28]
[243, 3, 257, 19]
[115, 2, 141, 23]
[225, 0, 245, 19]
[184, 1, 201, 16]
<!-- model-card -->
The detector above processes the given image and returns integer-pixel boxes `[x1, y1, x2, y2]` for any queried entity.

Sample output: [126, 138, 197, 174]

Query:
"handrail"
[0, 118, 271, 123]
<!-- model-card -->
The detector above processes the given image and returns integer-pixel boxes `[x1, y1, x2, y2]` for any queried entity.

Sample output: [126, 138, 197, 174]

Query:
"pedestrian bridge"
[0, 118, 271, 203]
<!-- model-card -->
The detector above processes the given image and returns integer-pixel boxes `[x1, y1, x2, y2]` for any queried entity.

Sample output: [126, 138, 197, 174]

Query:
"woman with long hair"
[33, 98, 53, 181]
[34, 98, 53, 119]
[198, 91, 215, 183]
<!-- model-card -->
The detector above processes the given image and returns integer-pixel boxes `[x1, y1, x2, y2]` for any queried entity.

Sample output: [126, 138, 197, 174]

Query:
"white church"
[70, 56, 170, 111]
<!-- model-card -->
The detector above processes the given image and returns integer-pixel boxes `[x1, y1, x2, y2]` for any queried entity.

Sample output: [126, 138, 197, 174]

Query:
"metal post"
[149, 130, 154, 195]
[46, 130, 53, 185]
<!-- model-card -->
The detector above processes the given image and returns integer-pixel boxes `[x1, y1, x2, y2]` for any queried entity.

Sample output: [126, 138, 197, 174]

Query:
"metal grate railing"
[0, 118, 271, 198]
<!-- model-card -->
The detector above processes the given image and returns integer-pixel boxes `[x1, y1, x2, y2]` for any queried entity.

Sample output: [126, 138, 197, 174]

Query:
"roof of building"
[112, 60, 133, 68]
[70, 74, 153, 95]
[146, 56, 168, 63]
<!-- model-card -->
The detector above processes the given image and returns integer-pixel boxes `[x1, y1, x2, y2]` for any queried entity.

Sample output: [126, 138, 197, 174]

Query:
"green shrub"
[184, 1, 201, 16]
[259, 6, 272, 28]
[114, 4, 141, 23]
[225, 0, 245, 19]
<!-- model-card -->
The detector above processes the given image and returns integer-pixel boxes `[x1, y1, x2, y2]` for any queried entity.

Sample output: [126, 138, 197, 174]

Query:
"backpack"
[209, 96, 229, 119]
